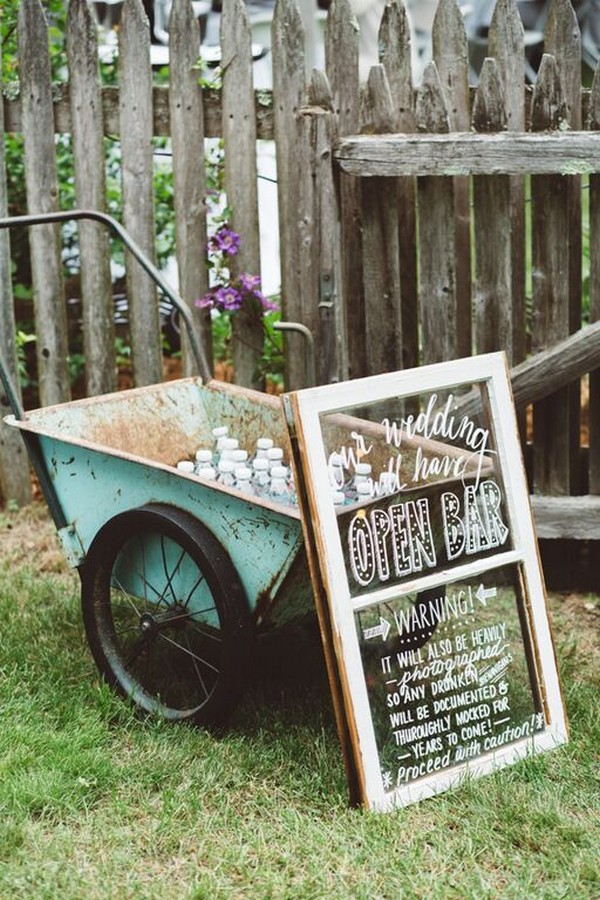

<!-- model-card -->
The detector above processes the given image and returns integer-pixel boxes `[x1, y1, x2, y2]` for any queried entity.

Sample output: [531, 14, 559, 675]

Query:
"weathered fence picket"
[546, 0, 583, 495]
[415, 62, 456, 365]
[379, 0, 418, 372]
[488, 0, 526, 366]
[472, 59, 513, 359]
[67, 0, 116, 397]
[590, 69, 600, 495]
[18, 0, 70, 407]
[168, 0, 212, 377]
[360, 66, 402, 377]
[221, 0, 263, 390]
[119, 0, 162, 386]
[0, 0, 599, 554]
[325, 0, 363, 380]
[531, 55, 574, 495]
[432, 0, 472, 360]
[0, 40, 30, 505]
[272, 0, 307, 390]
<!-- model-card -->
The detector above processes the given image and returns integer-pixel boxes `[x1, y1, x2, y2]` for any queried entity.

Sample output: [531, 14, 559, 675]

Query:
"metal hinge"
[319, 271, 334, 309]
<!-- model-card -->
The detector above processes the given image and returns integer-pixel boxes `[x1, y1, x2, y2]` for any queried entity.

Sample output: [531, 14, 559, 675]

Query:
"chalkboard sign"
[284, 353, 568, 811]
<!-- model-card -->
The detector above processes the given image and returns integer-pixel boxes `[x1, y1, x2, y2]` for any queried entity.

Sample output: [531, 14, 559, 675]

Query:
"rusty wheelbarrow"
[0, 211, 312, 727]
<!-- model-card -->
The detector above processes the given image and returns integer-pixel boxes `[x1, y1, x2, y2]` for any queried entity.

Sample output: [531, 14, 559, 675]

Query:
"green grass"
[0, 523, 599, 898]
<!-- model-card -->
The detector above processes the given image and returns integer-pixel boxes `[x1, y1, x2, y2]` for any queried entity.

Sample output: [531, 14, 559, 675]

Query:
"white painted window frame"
[286, 352, 569, 811]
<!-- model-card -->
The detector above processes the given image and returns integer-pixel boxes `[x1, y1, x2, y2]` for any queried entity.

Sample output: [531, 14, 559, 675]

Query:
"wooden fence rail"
[1, 0, 599, 549]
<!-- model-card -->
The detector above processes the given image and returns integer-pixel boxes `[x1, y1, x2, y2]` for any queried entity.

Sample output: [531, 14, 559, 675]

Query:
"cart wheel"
[81, 504, 252, 726]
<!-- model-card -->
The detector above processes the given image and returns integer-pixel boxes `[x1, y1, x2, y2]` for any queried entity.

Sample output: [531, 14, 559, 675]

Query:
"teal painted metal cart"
[0, 212, 311, 727]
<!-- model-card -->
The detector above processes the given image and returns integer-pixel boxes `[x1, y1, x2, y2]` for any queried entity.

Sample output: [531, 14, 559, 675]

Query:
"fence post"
[472, 59, 512, 358]
[415, 61, 456, 365]
[67, 0, 116, 397]
[272, 0, 307, 390]
[221, 0, 263, 389]
[379, 0, 418, 372]
[545, 0, 583, 494]
[489, 0, 526, 367]
[360, 66, 402, 377]
[0, 43, 31, 506]
[169, 0, 212, 378]
[432, 0, 472, 359]
[119, 0, 162, 386]
[325, 0, 363, 379]
[18, 0, 70, 407]
[588, 67, 600, 494]
[531, 54, 574, 495]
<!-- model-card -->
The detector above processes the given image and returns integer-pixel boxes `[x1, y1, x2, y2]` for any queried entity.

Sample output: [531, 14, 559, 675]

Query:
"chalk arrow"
[476, 584, 497, 605]
[363, 617, 392, 642]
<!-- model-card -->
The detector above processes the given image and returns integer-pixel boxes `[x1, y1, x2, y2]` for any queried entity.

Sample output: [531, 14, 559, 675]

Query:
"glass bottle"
[217, 458, 236, 488]
[212, 426, 229, 465]
[269, 464, 291, 504]
[234, 466, 254, 495]
[252, 437, 274, 462]
[251, 458, 271, 497]
[266, 447, 284, 471]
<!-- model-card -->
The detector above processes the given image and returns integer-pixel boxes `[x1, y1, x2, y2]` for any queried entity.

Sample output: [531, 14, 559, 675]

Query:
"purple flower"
[209, 225, 241, 257]
[258, 292, 278, 312]
[237, 272, 279, 312]
[195, 290, 216, 310]
[239, 272, 262, 293]
[215, 285, 243, 312]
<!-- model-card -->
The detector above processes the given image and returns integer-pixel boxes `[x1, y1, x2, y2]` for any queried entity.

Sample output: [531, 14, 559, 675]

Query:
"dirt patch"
[0, 502, 70, 576]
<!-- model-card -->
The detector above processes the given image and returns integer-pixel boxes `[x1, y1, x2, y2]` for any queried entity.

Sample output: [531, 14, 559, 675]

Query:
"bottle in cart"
[252, 437, 274, 462]
[269, 465, 292, 504]
[217, 458, 236, 488]
[266, 447, 284, 471]
[234, 466, 254, 495]
[212, 426, 229, 464]
[251, 457, 271, 497]
[220, 437, 240, 462]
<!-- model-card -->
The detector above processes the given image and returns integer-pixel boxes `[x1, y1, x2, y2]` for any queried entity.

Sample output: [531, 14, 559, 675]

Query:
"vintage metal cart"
[0, 211, 312, 727]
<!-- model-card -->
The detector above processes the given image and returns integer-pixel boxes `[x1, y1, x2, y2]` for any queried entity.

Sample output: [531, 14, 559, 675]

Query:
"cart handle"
[0, 209, 213, 383]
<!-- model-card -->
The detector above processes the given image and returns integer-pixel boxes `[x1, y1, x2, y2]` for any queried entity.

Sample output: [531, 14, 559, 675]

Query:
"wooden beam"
[531, 495, 600, 540]
[510, 320, 600, 409]
[334, 131, 600, 177]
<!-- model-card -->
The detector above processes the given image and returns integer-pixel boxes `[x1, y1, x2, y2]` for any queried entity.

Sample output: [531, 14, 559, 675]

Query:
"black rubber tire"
[81, 503, 253, 726]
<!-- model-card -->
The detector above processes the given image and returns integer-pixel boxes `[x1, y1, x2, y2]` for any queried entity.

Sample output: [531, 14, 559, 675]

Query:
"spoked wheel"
[81, 504, 253, 726]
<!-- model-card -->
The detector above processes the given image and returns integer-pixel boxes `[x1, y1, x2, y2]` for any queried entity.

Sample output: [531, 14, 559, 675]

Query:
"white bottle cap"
[195, 448, 213, 463]
[252, 458, 270, 471]
[355, 462, 372, 476]
[235, 466, 252, 481]
[267, 447, 284, 461]
[329, 452, 343, 467]
[212, 426, 228, 438]
[218, 459, 236, 473]
[221, 438, 239, 451]
[176, 460, 195, 473]
[197, 468, 217, 481]
[270, 465, 288, 480]
[256, 437, 274, 450]
[332, 490, 345, 505]
[231, 449, 248, 463]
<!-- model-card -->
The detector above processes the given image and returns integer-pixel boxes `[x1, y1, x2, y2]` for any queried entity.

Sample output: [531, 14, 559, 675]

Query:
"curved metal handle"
[0, 209, 213, 383]
[273, 320, 316, 388]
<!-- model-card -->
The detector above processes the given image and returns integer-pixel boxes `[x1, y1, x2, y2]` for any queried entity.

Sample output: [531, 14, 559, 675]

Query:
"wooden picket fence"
[1, 0, 600, 558]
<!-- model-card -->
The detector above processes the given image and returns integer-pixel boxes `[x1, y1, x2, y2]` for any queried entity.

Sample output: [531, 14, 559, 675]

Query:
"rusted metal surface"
[6, 378, 307, 625]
